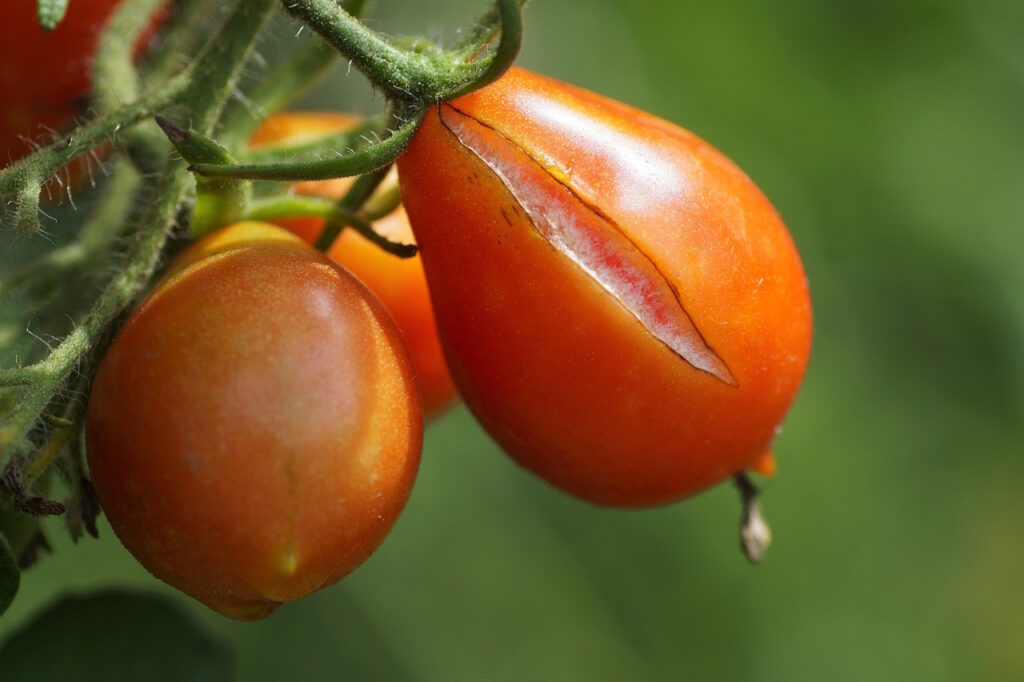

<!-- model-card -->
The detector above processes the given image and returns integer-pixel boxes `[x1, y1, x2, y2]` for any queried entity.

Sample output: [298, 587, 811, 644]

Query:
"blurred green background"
[2, 0, 1023, 679]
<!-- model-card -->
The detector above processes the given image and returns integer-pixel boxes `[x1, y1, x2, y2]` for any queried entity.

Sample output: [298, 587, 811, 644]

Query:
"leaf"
[36, 0, 70, 32]
[0, 532, 18, 616]
[0, 590, 234, 681]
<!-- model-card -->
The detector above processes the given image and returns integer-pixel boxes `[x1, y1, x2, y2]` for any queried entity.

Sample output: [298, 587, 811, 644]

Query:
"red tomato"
[249, 113, 457, 417]
[397, 68, 812, 507]
[1, 0, 119, 163]
[86, 223, 423, 619]
[1, 1, 165, 177]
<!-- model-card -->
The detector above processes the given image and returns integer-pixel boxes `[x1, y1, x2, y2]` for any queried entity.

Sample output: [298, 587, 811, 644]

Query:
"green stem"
[0, 0, 278, 461]
[243, 193, 416, 258]
[281, 0, 423, 102]
[12, 173, 43, 235]
[179, 0, 279, 133]
[218, 41, 339, 150]
[0, 160, 141, 301]
[238, 114, 389, 163]
[93, 0, 164, 114]
[361, 182, 402, 221]
[191, 109, 423, 181]
[0, 164, 188, 460]
[0, 83, 184, 200]
[157, 116, 251, 237]
[207, 0, 375, 151]
[245, 195, 340, 222]
[93, 0, 171, 168]
[314, 164, 391, 251]
[141, 0, 224, 85]
[435, 0, 523, 100]
[282, 0, 523, 104]
[454, 0, 526, 54]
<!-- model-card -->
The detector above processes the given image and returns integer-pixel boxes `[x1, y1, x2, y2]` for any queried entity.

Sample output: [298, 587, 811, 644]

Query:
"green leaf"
[36, 0, 70, 32]
[0, 590, 234, 681]
[0, 532, 18, 616]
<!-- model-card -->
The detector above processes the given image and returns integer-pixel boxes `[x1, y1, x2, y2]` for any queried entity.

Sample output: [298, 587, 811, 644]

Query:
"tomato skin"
[0, 0, 120, 163]
[249, 113, 457, 417]
[86, 224, 423, 619]
[397, 68, 812, 507]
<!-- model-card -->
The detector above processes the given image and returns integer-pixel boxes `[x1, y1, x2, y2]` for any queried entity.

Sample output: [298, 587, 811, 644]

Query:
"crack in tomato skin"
[440, 103, 737, 385]
[398, 68, 811, 506]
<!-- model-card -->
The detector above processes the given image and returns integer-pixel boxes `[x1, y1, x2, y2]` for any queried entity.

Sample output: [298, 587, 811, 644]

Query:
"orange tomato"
[397, 68, 812, 507]
[86, 223, 423, 619]
[249, 113, 456, 416]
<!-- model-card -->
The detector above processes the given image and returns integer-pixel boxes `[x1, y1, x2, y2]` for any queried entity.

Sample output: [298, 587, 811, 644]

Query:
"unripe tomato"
[248, 113, 457, 417]
[86, 223, 423, 619]
[1, 0, 120, 164]
[397, 68, 812, 507]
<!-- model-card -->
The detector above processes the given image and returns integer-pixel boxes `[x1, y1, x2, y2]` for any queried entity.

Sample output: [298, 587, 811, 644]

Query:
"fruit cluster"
[1, 0, 811, 621]
[84, 69, 812, 618]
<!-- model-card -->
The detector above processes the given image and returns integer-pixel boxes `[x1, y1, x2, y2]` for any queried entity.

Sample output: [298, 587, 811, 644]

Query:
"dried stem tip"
[735, 472, 772, 563]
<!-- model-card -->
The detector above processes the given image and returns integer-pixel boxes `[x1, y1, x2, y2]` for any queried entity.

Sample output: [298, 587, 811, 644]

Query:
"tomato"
[1, 1, 166, 177]
[0, 0, 120, 164]
[85, 223, 423, 619]
[396, 68, 812, 507]
[248, 113, 457, 416]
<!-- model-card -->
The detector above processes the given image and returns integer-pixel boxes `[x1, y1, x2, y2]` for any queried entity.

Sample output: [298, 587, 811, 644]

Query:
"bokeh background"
[2, 0, 1023, 679]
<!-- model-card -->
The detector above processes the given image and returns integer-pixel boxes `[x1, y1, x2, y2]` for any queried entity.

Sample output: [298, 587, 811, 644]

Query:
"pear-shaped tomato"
[397, 68, 811, 507]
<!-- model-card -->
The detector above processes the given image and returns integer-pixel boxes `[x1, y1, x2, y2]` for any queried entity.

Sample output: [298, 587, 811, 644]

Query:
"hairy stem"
[0, 0, 278, 461]
[243, 192, 416, 258]
[93, 0, 170, 167]
[238, 114, 388, 163]
[191, 108, 423, 180]
[314, 163, 391, 251]
[281, 0, 421, 102]
[221, 41, 339, 149]
[0, 160, 141, 301]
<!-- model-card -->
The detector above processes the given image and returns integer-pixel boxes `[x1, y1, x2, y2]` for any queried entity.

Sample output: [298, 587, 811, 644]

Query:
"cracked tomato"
[397, 68, 812, 507]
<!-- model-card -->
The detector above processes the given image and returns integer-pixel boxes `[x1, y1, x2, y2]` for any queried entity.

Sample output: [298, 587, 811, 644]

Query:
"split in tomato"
[397, 67, 812, 507]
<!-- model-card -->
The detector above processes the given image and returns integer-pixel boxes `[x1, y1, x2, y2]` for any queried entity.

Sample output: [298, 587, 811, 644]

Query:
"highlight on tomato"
[85, 223, 424, 620]
[247, 112, 457, 417]
[397, 67, 812, 508]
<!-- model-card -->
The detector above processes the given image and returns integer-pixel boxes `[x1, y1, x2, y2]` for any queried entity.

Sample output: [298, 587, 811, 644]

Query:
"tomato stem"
[242, 193, 414, 258]
[283, 0, 523, 103]
[189, 109, 425, 181]
[0, 160, 140, 305]
[281, 0, 425, 103]
[239, 115, 390, 164]
[93, 0, 169, 166]
[735, 473, 772, 563]
[314, 164, 391, 252]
